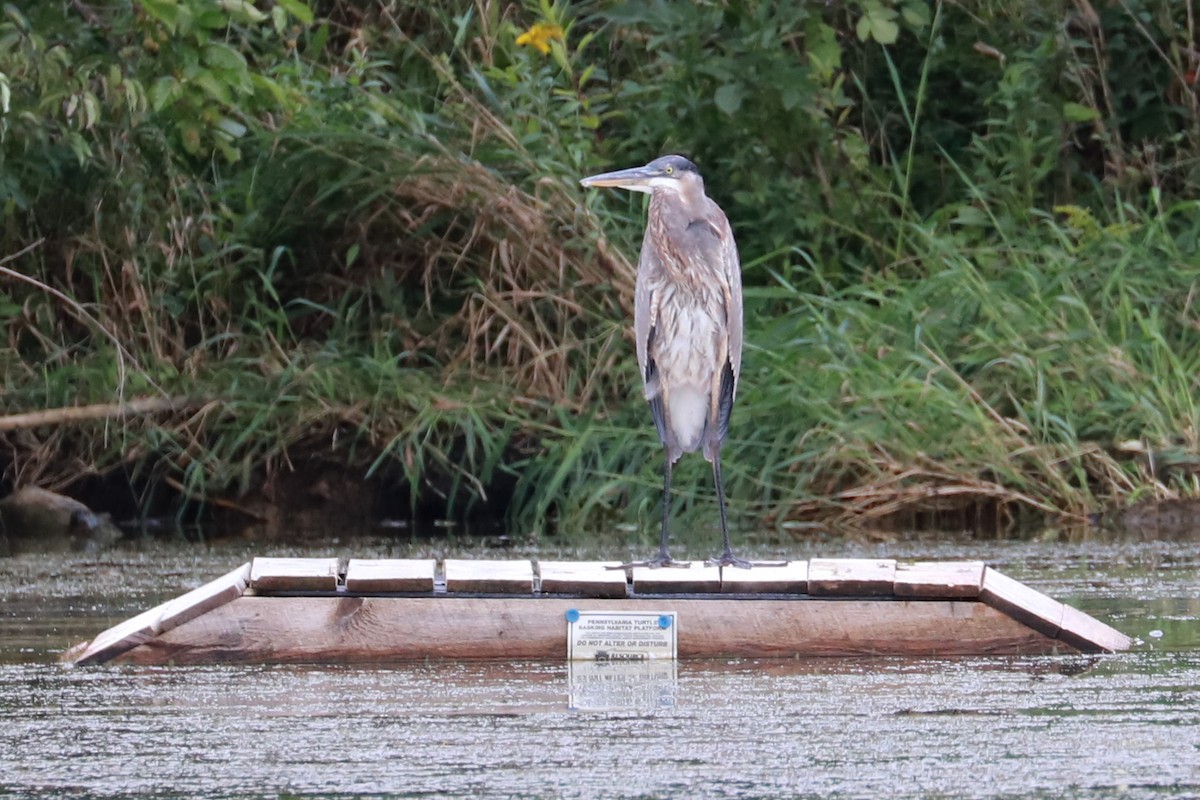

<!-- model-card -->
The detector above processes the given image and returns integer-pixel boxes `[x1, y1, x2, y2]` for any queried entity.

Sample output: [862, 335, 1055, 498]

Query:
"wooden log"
[720, 561, 808, 594]
[444, 559, 533, 593]
[108, 595, 1069, 665]
[249, 557, 339, 592]
[344, 559, 435, 593]
[72, 563, 250, 666]
[894, 561, 985, 598]
[808, 558, 897, 596]
[631, 562, 721, 594]
[538, 561, 627, 598]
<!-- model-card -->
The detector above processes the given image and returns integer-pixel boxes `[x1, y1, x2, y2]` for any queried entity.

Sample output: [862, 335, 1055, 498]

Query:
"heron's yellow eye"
[665, 165, 674, 175]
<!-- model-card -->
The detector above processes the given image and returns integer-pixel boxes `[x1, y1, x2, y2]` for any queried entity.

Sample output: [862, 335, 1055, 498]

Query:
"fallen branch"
[0, 397, 198, 432]
[162, 475, 269, 521]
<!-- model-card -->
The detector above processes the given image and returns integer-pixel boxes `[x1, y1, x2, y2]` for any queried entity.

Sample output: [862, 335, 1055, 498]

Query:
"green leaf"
[123, 78, 147, 114]
[868, 16, 899, 45]
[150, 75, 181, 111]
[275, 0, 314, 26]
[901, 0, 930, 28]
[138, 0, 179, 30]
[3, 5, 31, 33]
[214, 135, 241, 163]
[65, 130, 92, 164]
[249, 73, 289, 107]
[859, 2, 900, 45]
[194, 72, 232, 105]
[855, 15, 872, 42]
[203, 43, 248, 72]
[308, 22, 329, 55]
[82, 92, 100, 129]
[806, 21, 842, 77]
[952, 205, 989, 227]
[217, 0, 267, 24]
[1062, 102, 1099, 123]
[781, 85, 804, 111]
[714, 83, 745, 116]
[190, 5, 226, 31]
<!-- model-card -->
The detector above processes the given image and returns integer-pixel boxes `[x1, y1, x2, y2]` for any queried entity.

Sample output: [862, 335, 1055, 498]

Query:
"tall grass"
[3, 0, 1200, 540]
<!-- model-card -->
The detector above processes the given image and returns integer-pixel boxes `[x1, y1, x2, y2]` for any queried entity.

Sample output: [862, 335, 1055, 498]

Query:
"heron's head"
[580, 155, 702, 196]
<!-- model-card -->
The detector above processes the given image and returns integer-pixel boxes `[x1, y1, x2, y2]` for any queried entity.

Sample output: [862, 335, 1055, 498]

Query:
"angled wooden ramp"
[65, 557, 1132, 666]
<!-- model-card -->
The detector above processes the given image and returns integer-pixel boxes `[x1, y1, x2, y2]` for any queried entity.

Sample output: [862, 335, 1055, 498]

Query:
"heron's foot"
[706, 552, 790, 569]
[706, 551, 753, 569]
[605, 555, 692, 570]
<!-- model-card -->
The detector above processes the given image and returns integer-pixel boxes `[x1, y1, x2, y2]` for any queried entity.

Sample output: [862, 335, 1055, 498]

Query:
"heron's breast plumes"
[648, 289, 722, 456]
[656, 298, 720, 385]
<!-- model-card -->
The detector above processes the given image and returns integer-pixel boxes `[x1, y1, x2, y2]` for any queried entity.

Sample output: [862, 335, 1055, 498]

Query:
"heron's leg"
[706, 451, 788, 569]
[608, 451, 690, 570]
[655, 455, 675, 563]
[706, 450, 752, 569]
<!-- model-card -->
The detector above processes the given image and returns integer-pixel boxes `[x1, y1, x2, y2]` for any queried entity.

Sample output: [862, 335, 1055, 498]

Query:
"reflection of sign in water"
[567, 658, 678, 712]
[566, 609, 678, 661]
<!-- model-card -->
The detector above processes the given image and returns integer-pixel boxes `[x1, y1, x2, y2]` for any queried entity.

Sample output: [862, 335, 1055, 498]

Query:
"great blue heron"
[581, 154, 755, 569]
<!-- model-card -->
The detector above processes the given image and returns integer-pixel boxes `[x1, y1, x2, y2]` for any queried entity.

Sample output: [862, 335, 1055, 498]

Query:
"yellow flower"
[516, 22, 564, 55]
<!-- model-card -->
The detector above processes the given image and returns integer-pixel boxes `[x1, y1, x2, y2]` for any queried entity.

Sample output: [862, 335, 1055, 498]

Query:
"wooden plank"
[1057, 603, 1133, 653]
[157, 562, 251, 632]
[894, 561, 985, 598]
[108, 596, 1070, 665]
[979, 567, 1064, 638]
[72, 562, 250, 666]
[631, 562, 721, 594]
[444, 559, 533, 594]
[72, 604, 166, 666]
[721, 561, 808, 594]
[249, 557, 339, 592]
[538, 561, 627, 598]
[807, 558, 897, 596]
[344, 559, 435, 593]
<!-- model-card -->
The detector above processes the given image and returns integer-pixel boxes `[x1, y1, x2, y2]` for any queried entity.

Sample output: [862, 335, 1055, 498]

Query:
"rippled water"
[1, 535, 1197, 799]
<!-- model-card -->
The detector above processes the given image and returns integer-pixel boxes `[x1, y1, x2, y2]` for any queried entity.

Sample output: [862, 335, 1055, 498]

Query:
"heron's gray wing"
[635, 232, 668, 446]
[718, 210, 743, 392]
[634, 236, 656, 387]
[708, 204, 742, 446]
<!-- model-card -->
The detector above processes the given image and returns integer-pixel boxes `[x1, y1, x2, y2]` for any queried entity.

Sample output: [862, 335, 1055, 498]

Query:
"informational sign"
[566, 609, 678, 661]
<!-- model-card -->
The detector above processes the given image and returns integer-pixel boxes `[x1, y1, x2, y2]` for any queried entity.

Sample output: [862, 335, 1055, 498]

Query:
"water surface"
[1, 535, 1197, 798]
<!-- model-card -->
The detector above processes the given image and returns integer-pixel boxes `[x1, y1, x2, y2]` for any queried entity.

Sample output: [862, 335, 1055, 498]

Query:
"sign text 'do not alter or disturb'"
[566, 609, 678, 661]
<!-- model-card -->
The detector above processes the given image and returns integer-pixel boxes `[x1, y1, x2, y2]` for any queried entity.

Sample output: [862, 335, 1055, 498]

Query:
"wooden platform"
[64, 557, 1132, 666]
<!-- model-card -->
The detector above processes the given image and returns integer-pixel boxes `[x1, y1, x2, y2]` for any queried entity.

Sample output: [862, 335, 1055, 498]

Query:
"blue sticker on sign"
[565, 608, 580, 623]
[658, 614, 672, 629]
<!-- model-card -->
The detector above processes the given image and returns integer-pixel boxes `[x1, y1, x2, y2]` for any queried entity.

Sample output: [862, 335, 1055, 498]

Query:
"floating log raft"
[64, 557, 1132, 666]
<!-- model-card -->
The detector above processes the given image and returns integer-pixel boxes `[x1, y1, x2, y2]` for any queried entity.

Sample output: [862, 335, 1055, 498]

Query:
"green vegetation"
[2, 0, 1199, 541]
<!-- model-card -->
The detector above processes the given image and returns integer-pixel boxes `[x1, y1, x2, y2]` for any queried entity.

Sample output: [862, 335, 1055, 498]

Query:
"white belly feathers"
[647, 301, 720, 455]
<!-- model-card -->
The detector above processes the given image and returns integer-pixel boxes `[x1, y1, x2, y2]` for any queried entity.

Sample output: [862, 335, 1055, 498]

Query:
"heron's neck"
[653, 182, 707, 225]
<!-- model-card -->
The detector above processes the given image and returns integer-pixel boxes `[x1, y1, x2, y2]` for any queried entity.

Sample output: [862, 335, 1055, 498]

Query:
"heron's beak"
[580, 165, 659, 193]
